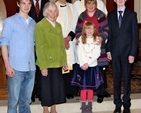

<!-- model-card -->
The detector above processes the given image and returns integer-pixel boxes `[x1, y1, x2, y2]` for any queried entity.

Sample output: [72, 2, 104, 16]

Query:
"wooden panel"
[106, 0, 116, 12]
[0, 86, 7, 100]
[106, 0, 134, 12]
[125, 0, 134, 11]
[0, 0, 8, 99]
[0, 54, 7, 87]
[3, 0, 17, 17]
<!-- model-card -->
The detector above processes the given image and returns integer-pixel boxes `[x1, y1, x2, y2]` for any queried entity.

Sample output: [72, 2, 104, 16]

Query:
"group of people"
[0, 0, 138, 113]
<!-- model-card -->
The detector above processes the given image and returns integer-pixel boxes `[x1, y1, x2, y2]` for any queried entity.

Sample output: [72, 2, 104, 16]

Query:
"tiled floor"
[0, 93, 141, 113]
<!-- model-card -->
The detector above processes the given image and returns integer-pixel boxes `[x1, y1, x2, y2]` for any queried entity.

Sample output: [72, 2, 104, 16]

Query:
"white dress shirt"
[33, 0, 41, 9]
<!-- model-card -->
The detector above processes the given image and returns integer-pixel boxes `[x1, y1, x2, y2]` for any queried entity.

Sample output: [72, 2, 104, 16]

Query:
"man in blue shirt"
[0, 0, 36, 113]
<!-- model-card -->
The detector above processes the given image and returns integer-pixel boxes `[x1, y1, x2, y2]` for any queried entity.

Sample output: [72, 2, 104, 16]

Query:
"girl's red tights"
[80, 89, 94, 101]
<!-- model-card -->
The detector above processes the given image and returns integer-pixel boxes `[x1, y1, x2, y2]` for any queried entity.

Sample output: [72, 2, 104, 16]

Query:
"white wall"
[134, 0, 141, 23]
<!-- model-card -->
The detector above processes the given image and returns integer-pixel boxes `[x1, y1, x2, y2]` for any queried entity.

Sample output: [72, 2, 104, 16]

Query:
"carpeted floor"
[106, 62, 141, 94]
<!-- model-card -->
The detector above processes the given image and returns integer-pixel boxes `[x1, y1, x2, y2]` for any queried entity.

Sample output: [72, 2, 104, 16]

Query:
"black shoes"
[31, 94, 41, 103]
[97, 90, 110, 103]
[97, 95, 104, 103]
[113, 106, 130, 113]
[66, 94, 74, 99]
[103, 90, 111, 98]
[31, 95, 35, 102]
[123, 107, 131, 113]
[36, 95, 41, 101]
[113, 107, 121, 113]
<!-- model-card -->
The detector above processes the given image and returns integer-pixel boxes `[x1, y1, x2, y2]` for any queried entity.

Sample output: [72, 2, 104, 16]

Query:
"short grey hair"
[43, 2, 59, 17]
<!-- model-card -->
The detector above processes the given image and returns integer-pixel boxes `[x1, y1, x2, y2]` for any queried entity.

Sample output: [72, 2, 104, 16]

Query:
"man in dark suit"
[29, 0, 48, 23]
[28, 0, 48, 102]
[106, 0, 138, 113]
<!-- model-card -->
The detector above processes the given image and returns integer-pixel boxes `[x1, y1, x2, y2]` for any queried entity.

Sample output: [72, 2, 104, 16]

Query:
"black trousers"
[63, 64, 78, 95]
[112, 57, 131, 108]
[96, 67, 108, 95]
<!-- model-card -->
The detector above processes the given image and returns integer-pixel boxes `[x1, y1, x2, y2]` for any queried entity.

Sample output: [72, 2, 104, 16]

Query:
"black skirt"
[41, 67, 66, 107]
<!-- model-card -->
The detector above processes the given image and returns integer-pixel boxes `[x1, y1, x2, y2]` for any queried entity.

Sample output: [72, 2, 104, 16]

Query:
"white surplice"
[56, 1, 78, 68]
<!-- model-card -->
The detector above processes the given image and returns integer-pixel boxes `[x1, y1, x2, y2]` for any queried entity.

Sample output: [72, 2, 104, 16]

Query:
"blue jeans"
[7, 70, 35, 113]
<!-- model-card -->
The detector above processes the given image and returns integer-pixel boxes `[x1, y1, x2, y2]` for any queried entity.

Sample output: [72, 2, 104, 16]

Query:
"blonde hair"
[81, 21, 97, 44]
[43, 2, 59, 17]
[85, 0, 97, 7]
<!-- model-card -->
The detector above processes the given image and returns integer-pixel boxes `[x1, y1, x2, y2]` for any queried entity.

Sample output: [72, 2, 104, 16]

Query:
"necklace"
[83, 42, 95, 53]
[83, 42, 95, 59]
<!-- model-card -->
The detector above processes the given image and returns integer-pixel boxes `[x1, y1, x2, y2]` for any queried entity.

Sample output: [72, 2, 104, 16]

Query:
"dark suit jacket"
[106, 8, 138, 58]
[29, 0, 48, 23]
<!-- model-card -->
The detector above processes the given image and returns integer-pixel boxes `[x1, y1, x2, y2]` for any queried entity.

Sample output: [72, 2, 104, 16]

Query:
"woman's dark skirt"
[41, 67, 66, 107]
[71, 63, 104, 90]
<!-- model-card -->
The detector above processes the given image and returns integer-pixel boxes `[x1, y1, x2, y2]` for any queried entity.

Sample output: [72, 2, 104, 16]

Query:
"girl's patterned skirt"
[71, 63, 104, 90]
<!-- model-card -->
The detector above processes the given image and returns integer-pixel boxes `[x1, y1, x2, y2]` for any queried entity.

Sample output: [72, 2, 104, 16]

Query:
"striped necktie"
[35, 0, 40, 17]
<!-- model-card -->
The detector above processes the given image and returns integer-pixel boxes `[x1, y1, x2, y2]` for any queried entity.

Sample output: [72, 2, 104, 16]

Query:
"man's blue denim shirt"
[0, 13, 36, 71]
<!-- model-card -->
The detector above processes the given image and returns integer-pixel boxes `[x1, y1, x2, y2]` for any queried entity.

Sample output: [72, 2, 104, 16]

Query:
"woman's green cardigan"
[34, 18, 67, 70]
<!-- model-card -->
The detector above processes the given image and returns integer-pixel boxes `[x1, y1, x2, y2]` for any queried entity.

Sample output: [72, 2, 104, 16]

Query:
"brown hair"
[85, 0, 97, 7]
[81, 21, 97, 44]
[17, 0, 33, 4]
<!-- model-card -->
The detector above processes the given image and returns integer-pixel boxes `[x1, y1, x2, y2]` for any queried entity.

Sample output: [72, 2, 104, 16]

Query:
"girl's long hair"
[81, 21, 98, 44]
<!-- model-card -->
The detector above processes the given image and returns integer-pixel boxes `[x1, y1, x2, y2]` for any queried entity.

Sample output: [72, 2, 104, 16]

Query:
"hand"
[81, 63, 89, 70]
[128, 56, 134, 63]
[76, 39, 80, 45]
[95, 36, 102, 45]
[65, 42, 70, 50]
[5, 66, 15, 77]
[64, 36, 70, 50]
[62, 64, 68, 71]
[107, 53, 112, 60]
[41, 69, 48, 76]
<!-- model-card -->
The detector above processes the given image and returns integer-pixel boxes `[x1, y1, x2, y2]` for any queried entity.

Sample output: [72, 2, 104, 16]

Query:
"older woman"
[34, 2, 67, 113]
[75, 0, 109, 104]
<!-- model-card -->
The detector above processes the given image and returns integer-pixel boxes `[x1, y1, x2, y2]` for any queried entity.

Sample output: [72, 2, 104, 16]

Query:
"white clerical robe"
[55, 1, 78, 67]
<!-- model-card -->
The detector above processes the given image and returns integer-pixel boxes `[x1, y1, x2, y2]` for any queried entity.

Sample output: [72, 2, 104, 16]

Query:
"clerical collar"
[60, 4, 66, 7]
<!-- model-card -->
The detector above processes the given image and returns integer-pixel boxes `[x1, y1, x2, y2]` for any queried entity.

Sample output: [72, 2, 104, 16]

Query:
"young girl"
[71, 21, 104, 113]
